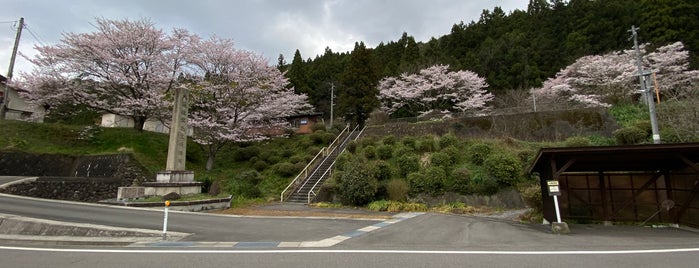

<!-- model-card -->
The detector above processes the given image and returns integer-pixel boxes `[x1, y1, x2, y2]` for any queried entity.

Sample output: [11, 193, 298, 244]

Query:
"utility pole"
[630, 25, 661, 144]
[1, 17, 24, 120]
[329, 82, 334, 129]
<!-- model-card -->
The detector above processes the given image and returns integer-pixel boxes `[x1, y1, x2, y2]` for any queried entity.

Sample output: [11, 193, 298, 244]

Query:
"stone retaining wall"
[0, 152, 151, 202]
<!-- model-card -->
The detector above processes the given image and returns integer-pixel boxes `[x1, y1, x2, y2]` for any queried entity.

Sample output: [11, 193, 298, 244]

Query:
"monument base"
[156, 170, 195, 183]
[116, 170, 200, 201]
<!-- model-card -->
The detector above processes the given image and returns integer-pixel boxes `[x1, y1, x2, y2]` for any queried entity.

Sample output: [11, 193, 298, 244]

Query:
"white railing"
[280, 124, 349, 202]
[306, 124, 363, 203]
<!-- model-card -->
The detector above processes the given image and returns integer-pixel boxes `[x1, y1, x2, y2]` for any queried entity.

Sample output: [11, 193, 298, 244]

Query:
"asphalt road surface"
[1, 247, 698, 268]
[2, 175, 699, 268]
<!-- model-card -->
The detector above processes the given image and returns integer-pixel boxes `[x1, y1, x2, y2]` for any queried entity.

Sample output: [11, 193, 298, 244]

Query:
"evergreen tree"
[286, 49, 311, 95]
[339, 42, 379, 126]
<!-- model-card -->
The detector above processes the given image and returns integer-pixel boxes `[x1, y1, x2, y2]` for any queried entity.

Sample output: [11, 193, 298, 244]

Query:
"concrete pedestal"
[551, 222, 570, 235]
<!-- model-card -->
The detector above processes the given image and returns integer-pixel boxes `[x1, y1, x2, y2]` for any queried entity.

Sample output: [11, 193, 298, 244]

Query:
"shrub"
[449, 167, 472, 195]
[346, 140, 358, 153]
[401, 136, 417, 149]
[564, 136, 591, 147]
[397, 154, 420, 177]
[613, 126, 648, 145]
[289, 155, 305, 164]
[386, 179, 409, 201]
[266, 155, 282, 165]
[234, 146, 260, 161]
[468, 143, 492, 165]
[367, 200, 391, 211]
[440, 146, 461, 164]
[376, 144, 393, 160]
[520, 184, 543, 212]
[438, 133, 459, 149]
[430, 151, 455, 169]
[469, 170, 499, 195]
[359, 137, 376, 148]
[363, 145, 377, 159]
[310, 130, 332, 145]
[382, 135, 396, 145]
[417, 136, 436, 152]
[239, 170, 262, 185]
[252, 160, 269, 172]
[334, 152, 353, 171]
[311, 122, 327, 132]
[274, 162, 298, 177]
[408, 166, 446, 196]
[371, 160, 392, 181]
[483, 153, 522, 186]
[337, 159, 378, 205]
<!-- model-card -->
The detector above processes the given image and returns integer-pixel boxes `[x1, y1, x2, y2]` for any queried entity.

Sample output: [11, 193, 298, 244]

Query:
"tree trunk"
[133, 116, 147, 131]
[206, 153, 215, 171]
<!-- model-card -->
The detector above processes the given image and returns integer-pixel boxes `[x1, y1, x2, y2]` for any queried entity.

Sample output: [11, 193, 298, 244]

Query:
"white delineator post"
[162, 200, 170, 240]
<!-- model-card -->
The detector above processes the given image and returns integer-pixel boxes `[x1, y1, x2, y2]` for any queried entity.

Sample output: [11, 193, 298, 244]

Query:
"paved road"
[1, 247, 698, 268]
[0, 194, 380, 242]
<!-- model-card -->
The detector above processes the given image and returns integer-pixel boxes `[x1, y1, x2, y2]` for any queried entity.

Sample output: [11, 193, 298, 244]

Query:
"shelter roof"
[529, 143, 699, 174]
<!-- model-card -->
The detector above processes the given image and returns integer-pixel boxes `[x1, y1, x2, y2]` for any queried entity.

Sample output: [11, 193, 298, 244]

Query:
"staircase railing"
[280, 124, 349, 202]
[306, 124, 365, 203]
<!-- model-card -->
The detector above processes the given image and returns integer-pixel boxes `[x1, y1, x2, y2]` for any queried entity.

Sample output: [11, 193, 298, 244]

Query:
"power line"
[0, 21, 17, 24]
[23, 24, 48, 46]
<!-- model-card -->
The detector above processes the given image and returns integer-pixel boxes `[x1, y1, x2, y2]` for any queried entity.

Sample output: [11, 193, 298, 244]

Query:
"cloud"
[0, 0, 528, 75]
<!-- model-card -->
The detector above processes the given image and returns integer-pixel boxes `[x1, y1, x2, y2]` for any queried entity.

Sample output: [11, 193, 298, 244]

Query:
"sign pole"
[162, 200, 170, 240]
[553, 195, 562, 223]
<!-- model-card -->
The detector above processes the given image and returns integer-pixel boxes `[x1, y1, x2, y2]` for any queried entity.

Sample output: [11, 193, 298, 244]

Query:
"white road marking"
[2, 246, 699, 255]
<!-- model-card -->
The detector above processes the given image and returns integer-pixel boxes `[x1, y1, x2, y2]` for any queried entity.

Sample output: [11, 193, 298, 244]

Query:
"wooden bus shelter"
[529, 143, 699, 227]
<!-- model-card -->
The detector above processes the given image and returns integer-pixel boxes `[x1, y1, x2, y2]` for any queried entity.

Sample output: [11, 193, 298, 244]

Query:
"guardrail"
[280, 124, 349, 202]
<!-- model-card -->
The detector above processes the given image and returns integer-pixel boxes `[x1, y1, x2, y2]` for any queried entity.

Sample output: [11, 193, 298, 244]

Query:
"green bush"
[469, 170, 499, 195]
[520, 184, 543, 212]
[564, 136, 591, 147]
[483, 153, 522, 186]
[633, 120, 652, 136]
[396, 154, 420, 177]
[376, 144, 393, 160]
[289, 155, 305, 164]
[430, 151, 455, 169]
[371, 160, 392, 181]
[468, 143, 492, 165]
[401, 136, 417, 149]
[408, 166, 446, 196]
[613, 126, 648, 145]
[234, 146, 260, 161]
[334, 152, 353, 171]
[252, 160, 269, 172]
[359, 137, 376, 148]
[274, 162, 299, 177]
[382, 135, 396, 145]
[386, 179, 409, 201]
[337, 159, 378, 205]
[417, 136, 436, 152]
[449, 167, 472, 195]
[363, 145, 377, 159]
[310, 130, 332, 145]
[346, 140, 358, 153]
[311, 122, 327, 132]
[440, 146, 461, 164]
[227, 170, 262, 198]
[438, 133, 459, 149]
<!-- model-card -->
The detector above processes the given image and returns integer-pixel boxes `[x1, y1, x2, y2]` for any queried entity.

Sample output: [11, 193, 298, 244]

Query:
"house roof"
[528, 143, 699, 174]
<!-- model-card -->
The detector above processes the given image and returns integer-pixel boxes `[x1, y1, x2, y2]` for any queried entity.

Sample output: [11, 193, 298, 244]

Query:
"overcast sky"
[0, 0, 527, 77]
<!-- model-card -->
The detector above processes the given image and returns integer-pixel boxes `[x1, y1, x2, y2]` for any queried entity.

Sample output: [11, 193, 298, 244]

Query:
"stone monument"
[117, 86, 201, 200]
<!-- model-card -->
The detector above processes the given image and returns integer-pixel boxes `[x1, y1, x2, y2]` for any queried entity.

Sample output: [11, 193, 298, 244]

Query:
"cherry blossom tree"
[377, 64, 493, 118]
[531, 42, 699, 108]
[187, 36, 311, 170]
[15, 18, 194, 130]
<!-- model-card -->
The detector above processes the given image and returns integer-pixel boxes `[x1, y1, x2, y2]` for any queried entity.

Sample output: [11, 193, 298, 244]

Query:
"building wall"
[3, 88, 45, 122]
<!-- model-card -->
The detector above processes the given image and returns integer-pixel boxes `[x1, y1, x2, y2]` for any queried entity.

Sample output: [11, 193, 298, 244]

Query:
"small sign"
[547, 180, 561, 196]
[300, 120, 308, 125]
